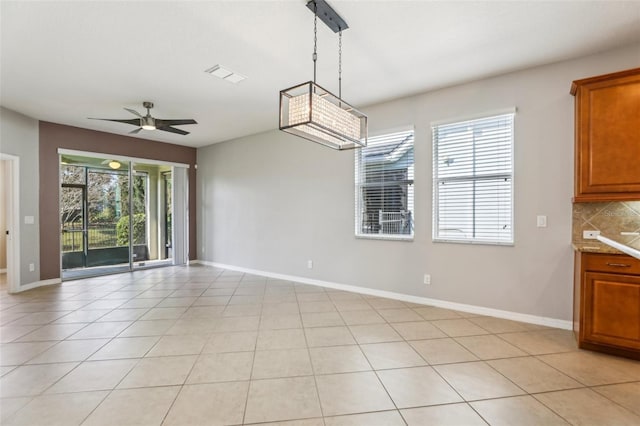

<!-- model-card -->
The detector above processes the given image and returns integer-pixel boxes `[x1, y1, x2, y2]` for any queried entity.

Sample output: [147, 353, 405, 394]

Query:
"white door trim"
[1, 153, 21, 293]
[171, 166, 189, 265]
[58, 148, 190, 169]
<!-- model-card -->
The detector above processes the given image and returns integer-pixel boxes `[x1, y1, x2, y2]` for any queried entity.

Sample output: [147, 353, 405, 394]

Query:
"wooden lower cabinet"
[574, 252, 640, 359]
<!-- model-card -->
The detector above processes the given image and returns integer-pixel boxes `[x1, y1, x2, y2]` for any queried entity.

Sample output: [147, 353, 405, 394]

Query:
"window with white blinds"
[355, 128, 414, 239]
[432, 112, 514, 244]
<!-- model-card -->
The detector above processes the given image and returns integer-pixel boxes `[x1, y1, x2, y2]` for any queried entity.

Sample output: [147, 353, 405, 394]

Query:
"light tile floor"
[1, 266, 639, 425]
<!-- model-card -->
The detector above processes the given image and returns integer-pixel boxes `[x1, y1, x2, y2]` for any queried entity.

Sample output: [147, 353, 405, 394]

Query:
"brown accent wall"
[39, 121, 197, 280]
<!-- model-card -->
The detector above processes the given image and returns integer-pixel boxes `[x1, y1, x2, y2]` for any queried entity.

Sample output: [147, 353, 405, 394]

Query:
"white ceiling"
[1, 1, 639, 148]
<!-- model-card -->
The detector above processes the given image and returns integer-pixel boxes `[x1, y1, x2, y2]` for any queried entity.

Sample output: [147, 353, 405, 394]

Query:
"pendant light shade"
[280, 81, 367, 150]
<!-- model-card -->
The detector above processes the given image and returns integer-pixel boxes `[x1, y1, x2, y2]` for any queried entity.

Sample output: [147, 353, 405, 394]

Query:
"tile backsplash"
[573, 201, 640, 250]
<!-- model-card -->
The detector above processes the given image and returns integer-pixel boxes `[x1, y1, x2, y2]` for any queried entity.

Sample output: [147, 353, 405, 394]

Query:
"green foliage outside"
[116, 213, 146, 246]
[60, 165, 147, 224]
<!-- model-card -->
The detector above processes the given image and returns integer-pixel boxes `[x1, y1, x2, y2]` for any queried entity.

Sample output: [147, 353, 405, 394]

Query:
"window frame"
[355, 126, 415, 241]
[432, 110, 515, 246]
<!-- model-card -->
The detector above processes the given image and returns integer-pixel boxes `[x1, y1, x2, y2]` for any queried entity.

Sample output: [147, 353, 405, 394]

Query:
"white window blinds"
[355, 129, 414, 239]
[433, 113, 514, 244]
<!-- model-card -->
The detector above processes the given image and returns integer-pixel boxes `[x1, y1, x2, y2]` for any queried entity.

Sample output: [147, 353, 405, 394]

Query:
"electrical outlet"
[29, 263, 35, 272]
[583, 230, 601, 239]
[307, 260, 313, 269]
[423, 274, 431, 285]
[536, 215, 547, 228]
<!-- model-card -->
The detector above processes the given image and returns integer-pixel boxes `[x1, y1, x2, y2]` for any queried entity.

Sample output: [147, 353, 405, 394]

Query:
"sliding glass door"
[60, 161, 131, 277]
[130, 162, 172, 271]
[60, 184, 87, 269]
[60, 153, 185, 280]
[85, 168, 131, 269]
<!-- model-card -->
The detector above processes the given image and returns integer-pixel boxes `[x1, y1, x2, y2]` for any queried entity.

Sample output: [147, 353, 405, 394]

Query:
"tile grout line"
[237, 272, 262, 426]
[298, 286, 328, 424]
[334, 293, 408, 424]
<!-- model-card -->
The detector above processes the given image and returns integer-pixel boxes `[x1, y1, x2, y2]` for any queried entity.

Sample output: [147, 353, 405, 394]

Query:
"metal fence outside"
[361, 210, 413, 235]
[61, 223, 119, 252]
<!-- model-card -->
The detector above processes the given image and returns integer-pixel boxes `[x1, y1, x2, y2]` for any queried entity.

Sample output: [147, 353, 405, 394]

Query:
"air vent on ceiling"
[205, 65, 246, 84]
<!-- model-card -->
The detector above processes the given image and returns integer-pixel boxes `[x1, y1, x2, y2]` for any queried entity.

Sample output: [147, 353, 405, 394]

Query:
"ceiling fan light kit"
[279, 0, 367, 150]
[140, 103, 157, 130]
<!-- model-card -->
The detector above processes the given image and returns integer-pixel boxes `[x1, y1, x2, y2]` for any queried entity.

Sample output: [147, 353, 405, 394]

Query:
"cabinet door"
[573, 70, 640, 201]
[582, 272, 640, 350]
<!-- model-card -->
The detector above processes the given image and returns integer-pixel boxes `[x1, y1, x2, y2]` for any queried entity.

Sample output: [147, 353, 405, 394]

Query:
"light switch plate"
[24, 216, 34, 225]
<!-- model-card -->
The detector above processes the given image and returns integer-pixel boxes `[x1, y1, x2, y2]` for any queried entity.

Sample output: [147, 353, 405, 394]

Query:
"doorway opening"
[0, 154, 20, 293]
[59, 151, 187, 280]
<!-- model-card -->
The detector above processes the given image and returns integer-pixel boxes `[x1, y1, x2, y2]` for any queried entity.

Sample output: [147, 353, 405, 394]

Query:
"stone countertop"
[572, 242, 624, 254]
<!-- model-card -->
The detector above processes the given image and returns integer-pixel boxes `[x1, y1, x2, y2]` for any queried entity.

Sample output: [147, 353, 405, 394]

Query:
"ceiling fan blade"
[124, 108, 143, 118]
[129, 128, 143, 134]
[88, 117, 141, 126]
[158, 126, 189, 136]
[156, 119, 198, 127]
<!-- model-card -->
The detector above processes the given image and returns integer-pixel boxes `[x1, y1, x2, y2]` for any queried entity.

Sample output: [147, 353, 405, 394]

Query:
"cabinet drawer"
[583, 253, 640, 274]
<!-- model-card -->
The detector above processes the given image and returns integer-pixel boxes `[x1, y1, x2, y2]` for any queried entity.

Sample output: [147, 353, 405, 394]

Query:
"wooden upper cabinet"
[571, 68, 640, 202]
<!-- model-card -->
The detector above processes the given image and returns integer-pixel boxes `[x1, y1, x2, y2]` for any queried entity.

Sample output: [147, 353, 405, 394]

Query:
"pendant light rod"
[313, 2, 318, 84]
[338, 29, 342, 100]
[305, 0, 349, 33]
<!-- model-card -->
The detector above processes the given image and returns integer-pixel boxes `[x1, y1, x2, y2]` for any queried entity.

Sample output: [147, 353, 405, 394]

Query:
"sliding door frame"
[58, 148, 190, 277]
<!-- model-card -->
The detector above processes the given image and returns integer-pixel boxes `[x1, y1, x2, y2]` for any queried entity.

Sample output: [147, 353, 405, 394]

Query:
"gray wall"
[0, 107, 41, 286]
[198, 44, 639, 321]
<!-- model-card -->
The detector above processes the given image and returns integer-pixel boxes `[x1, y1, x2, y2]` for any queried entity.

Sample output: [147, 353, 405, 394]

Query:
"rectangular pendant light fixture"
[279, 0, 367, 150]
[280, 81, 367, 150]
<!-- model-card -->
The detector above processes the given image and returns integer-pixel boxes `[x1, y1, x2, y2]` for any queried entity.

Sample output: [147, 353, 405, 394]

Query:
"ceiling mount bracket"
[306, 0, 348, 33]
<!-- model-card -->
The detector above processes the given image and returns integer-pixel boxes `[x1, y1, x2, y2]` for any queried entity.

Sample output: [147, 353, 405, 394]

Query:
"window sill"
[433, 238, 514, 247]
[356, 234, 414, 242]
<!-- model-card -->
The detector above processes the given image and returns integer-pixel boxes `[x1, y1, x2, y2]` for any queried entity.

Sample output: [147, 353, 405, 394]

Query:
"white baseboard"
[15, 278, 62, 293]
[193, 260, 572, 330]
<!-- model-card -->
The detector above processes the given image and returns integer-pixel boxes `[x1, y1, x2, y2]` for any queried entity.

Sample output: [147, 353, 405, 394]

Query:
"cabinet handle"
[606, 262, 631, 268]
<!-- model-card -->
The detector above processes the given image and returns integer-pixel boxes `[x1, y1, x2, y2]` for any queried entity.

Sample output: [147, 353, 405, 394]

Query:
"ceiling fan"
[90, 101, 197, 135]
